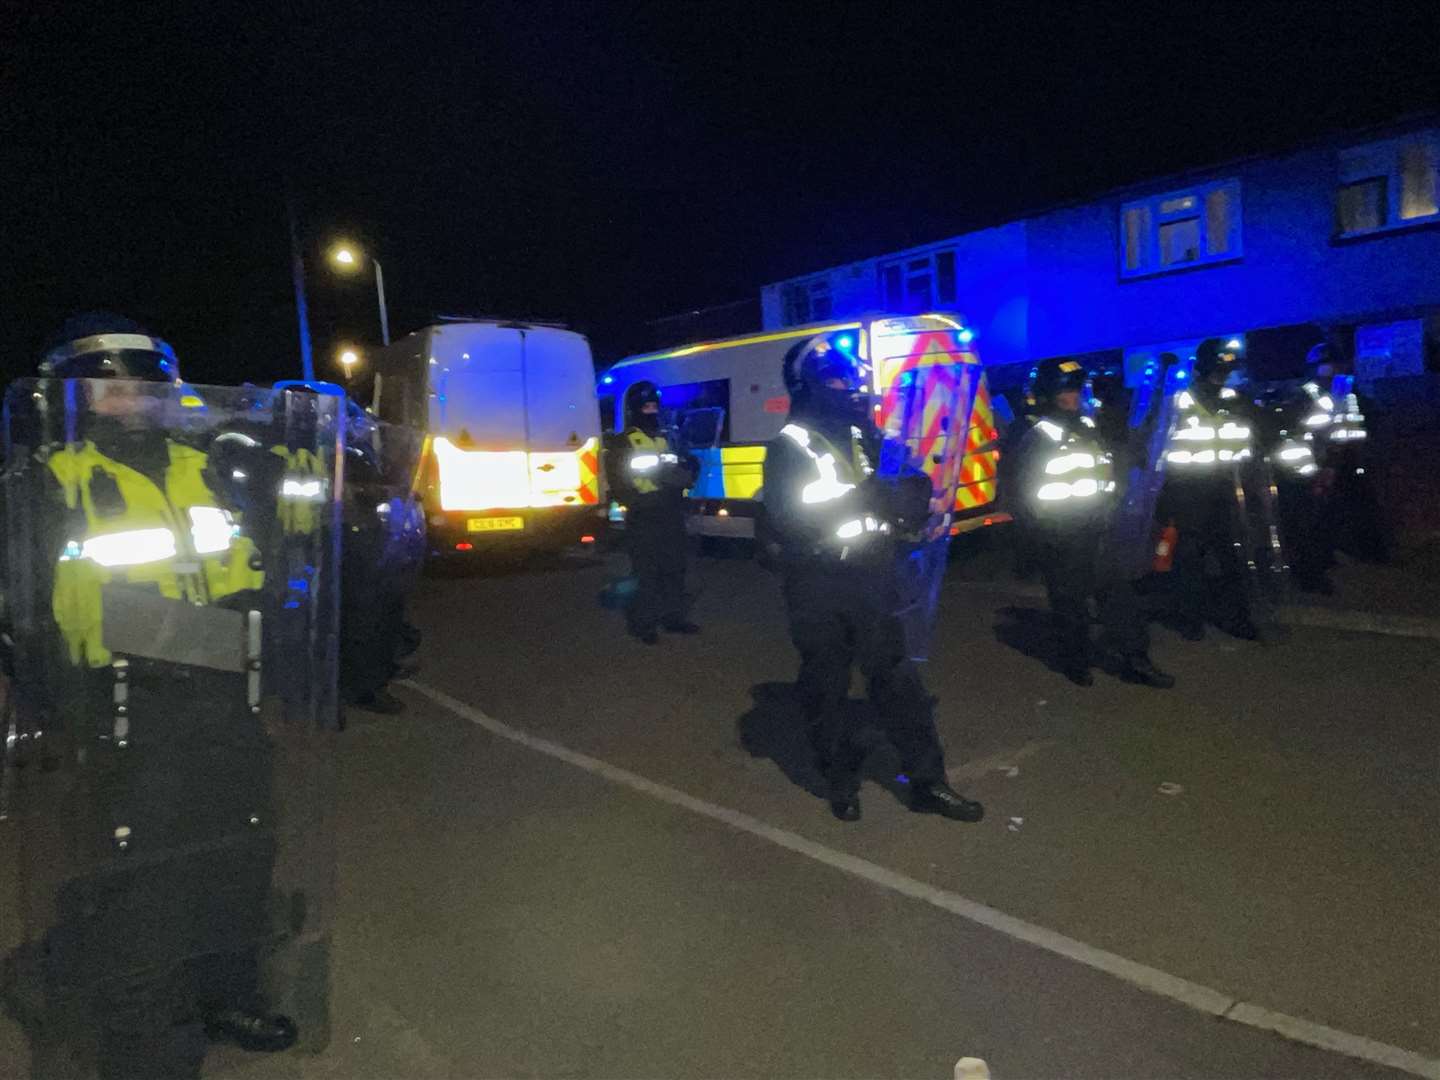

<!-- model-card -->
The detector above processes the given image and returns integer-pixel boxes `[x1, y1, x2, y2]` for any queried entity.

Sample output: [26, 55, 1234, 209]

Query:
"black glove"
[868, 472, 932, 530]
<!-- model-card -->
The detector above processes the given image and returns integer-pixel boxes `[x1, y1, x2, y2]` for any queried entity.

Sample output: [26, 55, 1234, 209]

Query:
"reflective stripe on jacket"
[1164, 387, 1254, 470]
[1021, 414, 1115, 514]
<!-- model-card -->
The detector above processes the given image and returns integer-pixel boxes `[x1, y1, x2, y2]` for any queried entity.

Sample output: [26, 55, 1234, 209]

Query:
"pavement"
[2, 541, 1437, 1078]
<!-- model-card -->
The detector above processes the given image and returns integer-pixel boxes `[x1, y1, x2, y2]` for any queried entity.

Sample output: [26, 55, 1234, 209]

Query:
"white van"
[370, 320, 604, 555]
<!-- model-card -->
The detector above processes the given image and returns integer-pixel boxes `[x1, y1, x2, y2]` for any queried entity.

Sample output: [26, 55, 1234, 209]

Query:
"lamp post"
[287, 195, 316, 381]
[329, 243, 390, 346]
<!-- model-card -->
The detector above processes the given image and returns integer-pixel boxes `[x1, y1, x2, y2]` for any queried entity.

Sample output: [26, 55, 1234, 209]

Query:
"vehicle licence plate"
[467, 516, 524, 533]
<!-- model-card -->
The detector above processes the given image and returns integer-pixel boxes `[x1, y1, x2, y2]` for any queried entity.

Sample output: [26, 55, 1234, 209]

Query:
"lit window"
[1400, 144, 1439, 220]
[1120, 180, 1241, 277]
[1336, 133, 1439, 236]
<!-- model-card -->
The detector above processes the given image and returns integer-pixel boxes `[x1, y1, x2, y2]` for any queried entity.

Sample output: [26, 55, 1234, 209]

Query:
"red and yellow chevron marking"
[953, 378, 1000, 512]
[877, 330, 980, 518]
[578, 438, 601, 504]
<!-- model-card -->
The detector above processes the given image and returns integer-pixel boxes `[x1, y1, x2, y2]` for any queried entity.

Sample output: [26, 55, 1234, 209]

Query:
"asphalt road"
[3, 542, 1437, 1078]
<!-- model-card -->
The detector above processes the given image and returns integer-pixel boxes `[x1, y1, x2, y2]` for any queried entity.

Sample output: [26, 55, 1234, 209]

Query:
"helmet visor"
[52, 349, 174, 382]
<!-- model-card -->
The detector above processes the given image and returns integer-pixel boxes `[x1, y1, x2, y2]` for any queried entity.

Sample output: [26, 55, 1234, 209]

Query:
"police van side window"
[660, 378, 731, 444]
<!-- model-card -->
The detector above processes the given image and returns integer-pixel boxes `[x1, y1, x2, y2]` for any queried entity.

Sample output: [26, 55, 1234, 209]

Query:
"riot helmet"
[782, 333, 866, 427]
[625, 380, 662, 435]
[1194, 337, 1241, 385]
[1032, 357, 1087, 412]
[1089, 365, 1125, 409]
[41, 312, 179, 383]
[1305, 342, 1349, 379]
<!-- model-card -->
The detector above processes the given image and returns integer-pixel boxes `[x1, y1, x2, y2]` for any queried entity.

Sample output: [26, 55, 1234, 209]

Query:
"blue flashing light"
[834, 333, 855, 352]
[1175, 369, 1188, 380]
[957, 328, 975, 345]
[601, 375, 615, 385]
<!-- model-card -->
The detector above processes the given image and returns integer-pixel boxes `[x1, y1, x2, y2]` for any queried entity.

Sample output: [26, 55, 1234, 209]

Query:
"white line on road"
[404, 678, 1440, 1080]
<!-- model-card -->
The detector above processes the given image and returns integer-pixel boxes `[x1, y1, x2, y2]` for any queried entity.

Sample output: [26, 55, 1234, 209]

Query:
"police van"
[369, 320, 605, 556]
[598, 313, 1005, 543]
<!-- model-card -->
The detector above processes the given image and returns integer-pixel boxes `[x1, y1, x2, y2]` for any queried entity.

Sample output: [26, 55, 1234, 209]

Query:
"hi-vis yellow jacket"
[47, 440, 263, 667]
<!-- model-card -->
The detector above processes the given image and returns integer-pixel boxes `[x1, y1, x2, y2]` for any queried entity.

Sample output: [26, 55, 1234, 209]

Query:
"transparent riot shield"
[0, 378, 342, 1074]
[1103, 358, 1186, 581]
[340, 409, 426, 709]
[874, 326, 981, 661]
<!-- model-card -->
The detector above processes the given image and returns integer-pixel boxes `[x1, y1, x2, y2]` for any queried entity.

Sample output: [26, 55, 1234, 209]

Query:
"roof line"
[766, 108, 1440, 288]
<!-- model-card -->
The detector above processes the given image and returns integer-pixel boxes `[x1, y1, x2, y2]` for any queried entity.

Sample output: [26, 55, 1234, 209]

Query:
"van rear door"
[521, 330, 601, 507]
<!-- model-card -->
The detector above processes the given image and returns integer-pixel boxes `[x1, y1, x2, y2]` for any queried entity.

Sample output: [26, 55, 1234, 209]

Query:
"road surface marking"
[404, 678, 1440, 1080]
[947, 739, 1055, 783]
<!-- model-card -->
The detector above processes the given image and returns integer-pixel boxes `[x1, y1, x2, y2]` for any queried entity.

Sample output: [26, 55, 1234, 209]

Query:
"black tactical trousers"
[1276, 476, 1328, 588]
[783, 564, 945, 796]
[1172, 506, 1251, 632]
[1035, 528, 1151, 669]
[626, 506, 688, 635]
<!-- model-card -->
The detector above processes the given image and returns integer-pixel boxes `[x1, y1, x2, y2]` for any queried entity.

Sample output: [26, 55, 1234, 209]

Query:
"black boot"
[829, 792, 861, 822]
[351, 688, 405, 715]
[202, 1007, 298, 1053]
[910, 781, 984, 822]
[827, 774, 861, 822]
[1119, 654, 1175, 689]
[1063, 664, 1094, 687]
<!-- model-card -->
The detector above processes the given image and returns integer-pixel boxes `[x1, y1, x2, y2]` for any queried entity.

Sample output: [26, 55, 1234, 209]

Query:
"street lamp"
[329, 241, 391, 346]
[337, 346, 360, 383]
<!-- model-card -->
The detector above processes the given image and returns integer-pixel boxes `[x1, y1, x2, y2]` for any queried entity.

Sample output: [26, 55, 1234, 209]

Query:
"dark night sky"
[4, 1, 1439, 385]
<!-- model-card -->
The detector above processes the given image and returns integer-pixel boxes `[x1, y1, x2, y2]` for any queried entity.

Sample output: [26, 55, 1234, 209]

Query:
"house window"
[781, 278, 832, 325]
[878, 248, 959, 312]
[1336, 133, 1440, 236]
[1159, 217, 1201, 266]
[1120, 180, 1241, 277]
[1338, 178, 1387, 234]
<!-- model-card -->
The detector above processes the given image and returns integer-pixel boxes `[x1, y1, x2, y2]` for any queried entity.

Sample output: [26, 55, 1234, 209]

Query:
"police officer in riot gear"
[339, 399, 424, 714]
[1156, 338, 1260, 641]
[3, 317, 315, 1077]
[1014, 358, 1174, 688]
[1303, 343, 1387, 566]
[1254, 368, 1326, 592]
[761, 337, 983, 824]
[605, 381, 699, 644]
